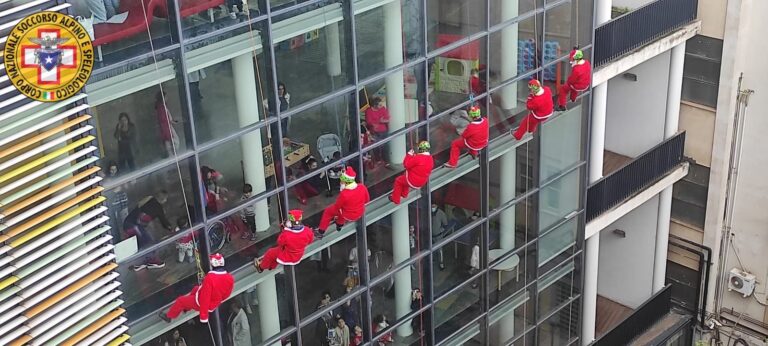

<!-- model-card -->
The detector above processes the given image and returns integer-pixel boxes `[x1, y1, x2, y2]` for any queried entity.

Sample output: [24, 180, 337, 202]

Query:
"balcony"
[594, 0, 698, 67]
[592, 285, 694, 345]
[586, 131, 686, 222]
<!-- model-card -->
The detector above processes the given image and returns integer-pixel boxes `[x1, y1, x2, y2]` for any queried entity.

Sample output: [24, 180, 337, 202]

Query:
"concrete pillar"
[653, 42, 686, 293]
[384, 0, 407, 164]
[493, 312, 515, 345]
[499, 150, 516, 251]
[498, 0, 519, 110]
[232, 53, 270, 231]
[583, 1, 612, 344]
[392, 207, 413, 337]
[325, 22, 342, 77]
[256, 276, 281, 346]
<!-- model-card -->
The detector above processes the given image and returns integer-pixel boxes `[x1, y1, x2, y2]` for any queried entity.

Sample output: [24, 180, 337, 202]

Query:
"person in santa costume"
[160, 253, 234, 323]
[389, 140, 434, 205]
[444, 106, 489, 168]
[253, 209, 314, 272]
[557, 49, 592, 111]
[315, 167, 370, 239]
[512, 79, 554, 140]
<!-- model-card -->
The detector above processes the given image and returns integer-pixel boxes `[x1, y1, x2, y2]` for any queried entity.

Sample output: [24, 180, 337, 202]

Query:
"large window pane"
[232, 273, 297, 343]
[540, 104, 583, 181]
[366, 206, 425, 275]
[488, 288, 534, 345]
[489, 244, 536, 303]
[489, 143, 537, 210]
[489, 15, 541, 89]
[180, 0, 263, 39]
[92, 78, 190, 178]
[539, 167, 580, 232]
[272, 1, 353, 109]
[426, 0, 487, 52]
[428, 39, 487, 115]
[109, 159, 198, 251]
[434, 281, 482, 344]
[489, 198, 536, 259]
[490, 0, 540, 27]
[537, 258, 578, 317]
[543, 2, 572, 65]
[185, 27, 273, 144]
[434, 226, 482, 297]
[537, 299, 580, 345]
[355, 0, 424, 79]
[284, 92, 357, 165]
[370, 259, 431, 337]
[538, 217, 577, 269]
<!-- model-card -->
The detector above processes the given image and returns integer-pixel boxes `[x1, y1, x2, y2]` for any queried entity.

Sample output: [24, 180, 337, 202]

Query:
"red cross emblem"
[20, 29, 77, 86]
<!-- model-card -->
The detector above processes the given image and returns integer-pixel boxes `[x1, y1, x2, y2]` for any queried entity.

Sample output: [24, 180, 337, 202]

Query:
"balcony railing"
[594, 0, 698, 67]
[586, 131, 686, 221]
[592, 285, 673, 346]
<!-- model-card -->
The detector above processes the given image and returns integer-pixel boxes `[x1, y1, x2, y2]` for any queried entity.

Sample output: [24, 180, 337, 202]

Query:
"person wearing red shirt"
[254, 210, 315, 272]
[469, 69, 485, 96]
[316, 167, 370, 238]
[364, 97, 390, 138]
[557, 49, 592, 111]
[512, 79, 554, 140]
[444, 106, 489, 168]
[390, 141, 434, 204]
[160, 253, 234, 323]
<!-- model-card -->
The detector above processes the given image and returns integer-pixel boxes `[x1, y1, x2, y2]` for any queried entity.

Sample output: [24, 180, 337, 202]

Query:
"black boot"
[556, 105, 567, 112]
[158, 310, 171, 323]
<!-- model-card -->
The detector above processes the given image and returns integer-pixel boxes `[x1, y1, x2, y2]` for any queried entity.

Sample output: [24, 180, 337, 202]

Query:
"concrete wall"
[697, 0, 727, 39]
[718, 0, 768, 325]
[679, 103, 715, 167]
[598, 195, 660, 309]
[604, 51, 670, 158]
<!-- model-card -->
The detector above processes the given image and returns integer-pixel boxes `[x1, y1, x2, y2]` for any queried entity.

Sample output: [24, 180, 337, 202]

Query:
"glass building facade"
[1, 0, 594, 344]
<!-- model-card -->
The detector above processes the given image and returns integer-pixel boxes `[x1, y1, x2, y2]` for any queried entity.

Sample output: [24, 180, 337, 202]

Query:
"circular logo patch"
[4, 11, 94, 102]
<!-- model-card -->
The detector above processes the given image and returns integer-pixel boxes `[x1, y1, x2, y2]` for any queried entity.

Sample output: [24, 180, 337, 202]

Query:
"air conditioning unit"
[728, 268, 756, 297]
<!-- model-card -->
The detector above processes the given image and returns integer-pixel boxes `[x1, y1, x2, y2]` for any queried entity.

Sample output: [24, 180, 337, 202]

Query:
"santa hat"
[288, 209, 303, 223]
[210, 253, 225, 268]
[569, 49, 584, 62]
[528, 79, 542, 93]
[340, 166, 357, 183]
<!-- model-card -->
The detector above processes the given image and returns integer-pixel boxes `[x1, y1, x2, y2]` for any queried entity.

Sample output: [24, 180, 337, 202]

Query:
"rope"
[139, 2, 215, 343]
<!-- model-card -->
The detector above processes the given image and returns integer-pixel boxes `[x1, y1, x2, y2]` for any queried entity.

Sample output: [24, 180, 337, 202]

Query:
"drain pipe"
[713, 73, 753, 320]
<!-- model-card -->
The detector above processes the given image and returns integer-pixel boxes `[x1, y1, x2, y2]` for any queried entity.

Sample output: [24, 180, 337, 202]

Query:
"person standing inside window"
[114, 112, 136, 171]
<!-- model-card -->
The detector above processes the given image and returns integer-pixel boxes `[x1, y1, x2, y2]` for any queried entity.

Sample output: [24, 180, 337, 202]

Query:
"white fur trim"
[277, 258, 301, 265]
[283, 226, 306, 233]
[531, 111, 553, 120]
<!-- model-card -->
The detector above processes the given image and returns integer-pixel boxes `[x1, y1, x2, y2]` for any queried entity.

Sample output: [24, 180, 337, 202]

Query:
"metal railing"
[594, 0, 698, 67]
[586, 132, 686, 221]
[591, 285, 674, 346]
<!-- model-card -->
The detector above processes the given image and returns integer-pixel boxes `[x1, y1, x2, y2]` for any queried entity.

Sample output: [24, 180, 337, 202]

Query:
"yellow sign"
[4, 11, 94, 102]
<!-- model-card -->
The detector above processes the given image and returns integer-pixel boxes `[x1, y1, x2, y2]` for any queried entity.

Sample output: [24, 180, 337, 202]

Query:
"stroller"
[317, 134, 344, 195]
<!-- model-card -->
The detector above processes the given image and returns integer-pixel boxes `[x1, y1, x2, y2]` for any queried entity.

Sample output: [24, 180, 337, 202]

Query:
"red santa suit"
[258, 211, 315, 271]
[447, 114, 489, 167]
[165, 254, 234, 323]
[318, 167, 370, 232]
[557, 53, 592, 108]
[391, 151, 434, 204]
[514, 81, 554, 140]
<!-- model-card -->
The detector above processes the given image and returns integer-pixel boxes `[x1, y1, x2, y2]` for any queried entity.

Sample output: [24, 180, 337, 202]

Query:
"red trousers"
[260, 247, 281, 270]
[513, 113, 547, 140]
[557, 83, 582, 107]
[319, 206, 357, 231]
[448, 139, 479, 166]
[390, 175, 415, 204]
[167, 286, 201, 319]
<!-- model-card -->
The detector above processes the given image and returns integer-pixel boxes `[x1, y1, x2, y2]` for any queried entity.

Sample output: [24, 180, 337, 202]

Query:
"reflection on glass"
[489, 144, 537, 210]
[370, 260, 430, 339]
[433, 226, 481, 297]
[489, 0, 540, 26]
[488, 198, 536, 258]
[538, 259, 578, 317]
[229, 273, 296, 344]
[426, 0, 487, 52]
[181, 0, 264, 39]
[540, 105, 583, 181]
[489, 244, 535, 302]
[538, 216, 577, 269]
[544, 2, 572, 65]
[119, 236, 202, 321]
[488, 15, 541, 89]
[73, 0, 175, 64]
[428, 39, 487, 115]
[107, 159, 197, 250]
[539, 168, 580, 232]
[488, 288, 534, 345]
[355, 0, 424, 79]
[272, 0, 352, 108]
[93, 82, 188, 177]
[366, 208, 423, 276]
[186, 42, 272, 144]
[537, 299, 580, 345]
[434, 281, 481, 344]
